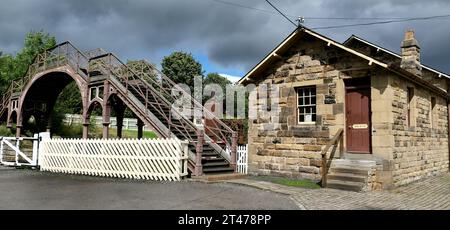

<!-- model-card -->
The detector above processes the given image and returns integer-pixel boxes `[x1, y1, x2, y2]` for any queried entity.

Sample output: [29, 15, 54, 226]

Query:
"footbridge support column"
[82, 122, 89, 139]
[102, 80, 111, 139]
[15, 125, 22, 138]
[137, 119, 144, 139]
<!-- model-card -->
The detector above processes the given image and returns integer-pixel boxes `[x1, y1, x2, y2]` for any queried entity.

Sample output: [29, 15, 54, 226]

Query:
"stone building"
[238, 27, 450, 191]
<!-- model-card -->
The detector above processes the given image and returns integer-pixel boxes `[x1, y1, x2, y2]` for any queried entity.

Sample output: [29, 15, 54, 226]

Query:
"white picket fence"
[226, 144, 248, 174]
[39, 138, 189, 181]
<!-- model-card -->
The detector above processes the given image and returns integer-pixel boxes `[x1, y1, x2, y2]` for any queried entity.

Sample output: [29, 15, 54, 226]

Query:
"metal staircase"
[0, 41, 238, 176]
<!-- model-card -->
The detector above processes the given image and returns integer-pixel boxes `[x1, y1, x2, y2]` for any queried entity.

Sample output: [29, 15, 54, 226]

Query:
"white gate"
[39, 138, 189, 181]
[0, 132, 50, 167]
[227, 144, 248, 174]
[236, 145, 248, 174]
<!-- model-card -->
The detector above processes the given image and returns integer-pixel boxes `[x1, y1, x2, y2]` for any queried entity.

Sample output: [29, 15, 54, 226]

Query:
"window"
[297, 86, 316, 123]
[407, 87, 414, 127]
[431, 97, 436, 129]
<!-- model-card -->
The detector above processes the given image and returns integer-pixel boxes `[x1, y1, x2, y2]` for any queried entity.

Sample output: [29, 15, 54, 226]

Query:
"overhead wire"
[203, 0, 450, 29]
[264, 0, 297, 27]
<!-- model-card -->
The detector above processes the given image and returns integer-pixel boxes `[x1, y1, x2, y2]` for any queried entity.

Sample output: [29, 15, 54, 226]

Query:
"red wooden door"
[346, 87, 371, 153]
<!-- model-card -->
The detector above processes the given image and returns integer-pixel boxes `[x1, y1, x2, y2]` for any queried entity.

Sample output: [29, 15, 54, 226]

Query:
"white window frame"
[296, 86, 317, 124]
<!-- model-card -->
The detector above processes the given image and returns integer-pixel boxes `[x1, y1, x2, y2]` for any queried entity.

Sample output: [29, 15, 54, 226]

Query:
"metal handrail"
[127, 60, 236, 148]
[89, 53, 200, 142]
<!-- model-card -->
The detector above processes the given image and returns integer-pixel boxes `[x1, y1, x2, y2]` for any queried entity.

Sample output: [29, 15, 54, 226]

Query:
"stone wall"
[390, 74, 449, 186]
[246, 32, 449, 188]
[247, 34, 375, 181]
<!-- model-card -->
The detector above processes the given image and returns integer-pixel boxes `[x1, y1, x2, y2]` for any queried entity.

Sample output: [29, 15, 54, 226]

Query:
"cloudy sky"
[1, 0, 450, 81]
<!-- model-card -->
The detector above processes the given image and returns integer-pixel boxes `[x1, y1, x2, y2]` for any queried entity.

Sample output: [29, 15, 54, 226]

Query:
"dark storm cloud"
[0, 0, 449, 74]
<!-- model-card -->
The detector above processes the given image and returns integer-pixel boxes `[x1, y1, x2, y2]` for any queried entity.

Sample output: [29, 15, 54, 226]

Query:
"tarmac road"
[0, 166, 299, 210]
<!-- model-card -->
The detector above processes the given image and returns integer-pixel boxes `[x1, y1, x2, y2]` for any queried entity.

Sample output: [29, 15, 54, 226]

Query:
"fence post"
[15, 139, 20, 165]
[182, 140, 189, 178]
[195, 129, 204, 176]
[230, 132, 238, 171]
[32, 134, 38, 166]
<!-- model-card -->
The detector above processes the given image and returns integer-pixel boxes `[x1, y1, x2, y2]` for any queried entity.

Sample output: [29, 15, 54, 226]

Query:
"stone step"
[327, 172, 367, 183]
[202, 166, 234, 173]
[202, 157, 226, 163]
[202, 151, 219, 156]
[203, 161, 229, 167]
[331, 159, 376, 168]
[191, 173, 245, 182]
[326, 179, 365, 192]
[329, 167, 369, 176]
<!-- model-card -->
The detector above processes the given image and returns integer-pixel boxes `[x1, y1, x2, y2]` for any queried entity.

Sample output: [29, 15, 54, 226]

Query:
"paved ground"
[228, 173, 450, 210]
[0, 167, 298, 210]
[1, 166, 449, 210]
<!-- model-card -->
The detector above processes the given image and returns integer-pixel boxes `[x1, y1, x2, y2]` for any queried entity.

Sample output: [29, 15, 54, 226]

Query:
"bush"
[0, 125, 13, 136]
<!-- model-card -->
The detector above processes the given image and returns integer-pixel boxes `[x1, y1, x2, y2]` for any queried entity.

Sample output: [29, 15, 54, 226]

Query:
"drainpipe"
[448, 102, 450, 171]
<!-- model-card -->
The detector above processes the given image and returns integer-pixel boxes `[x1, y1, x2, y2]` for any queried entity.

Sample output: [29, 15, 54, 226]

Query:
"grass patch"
[110, 128, 158, 139]
[253, 176, 321, 189]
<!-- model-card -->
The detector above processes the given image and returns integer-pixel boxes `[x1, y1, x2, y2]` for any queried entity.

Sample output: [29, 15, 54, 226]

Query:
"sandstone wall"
[246, 33, 449, 187]
[247, 35, 374, 181]
[390, 74, 449, 186]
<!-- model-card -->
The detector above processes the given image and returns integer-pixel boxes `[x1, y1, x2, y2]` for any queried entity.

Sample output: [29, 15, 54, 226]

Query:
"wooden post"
[195, 129, 204, 176]
[231, 132, 238, 171]
[322, 154, 327, 187]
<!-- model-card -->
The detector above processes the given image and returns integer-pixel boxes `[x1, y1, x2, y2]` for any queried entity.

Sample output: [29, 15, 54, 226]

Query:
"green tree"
[12, 31, 56, 80]
[161, 51, 203, 90]
[0, 31, 56, 92]
[0, 53, 15, 92]
[204, 73, 231, 94]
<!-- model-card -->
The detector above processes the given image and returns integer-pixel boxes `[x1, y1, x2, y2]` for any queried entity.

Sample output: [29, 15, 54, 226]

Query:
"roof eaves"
[345, 36, 450, 79]
[238, 27, 389, 85]
[301, 28, 388, 68]
[237, 29, 300, 85]
[388, 64, 450, 100]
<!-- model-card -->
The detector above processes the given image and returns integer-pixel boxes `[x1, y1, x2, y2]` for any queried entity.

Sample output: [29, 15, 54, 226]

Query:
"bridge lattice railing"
[0, 41, 90, 118]
[10, 41, 89, 95]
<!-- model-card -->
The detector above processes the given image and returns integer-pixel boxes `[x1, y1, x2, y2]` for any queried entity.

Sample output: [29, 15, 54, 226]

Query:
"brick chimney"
[400, 29, 422, 77]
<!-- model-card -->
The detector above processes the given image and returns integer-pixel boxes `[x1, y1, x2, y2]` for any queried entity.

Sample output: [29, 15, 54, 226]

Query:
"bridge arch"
[15, 67, 88, 136]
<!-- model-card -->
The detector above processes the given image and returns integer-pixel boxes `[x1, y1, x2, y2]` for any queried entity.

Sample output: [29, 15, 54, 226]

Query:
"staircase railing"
[321, 128, 344, 187]
[89, 53, 201, 142]
[0, 84, 13, 118]
[127, 60, 237, 151]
